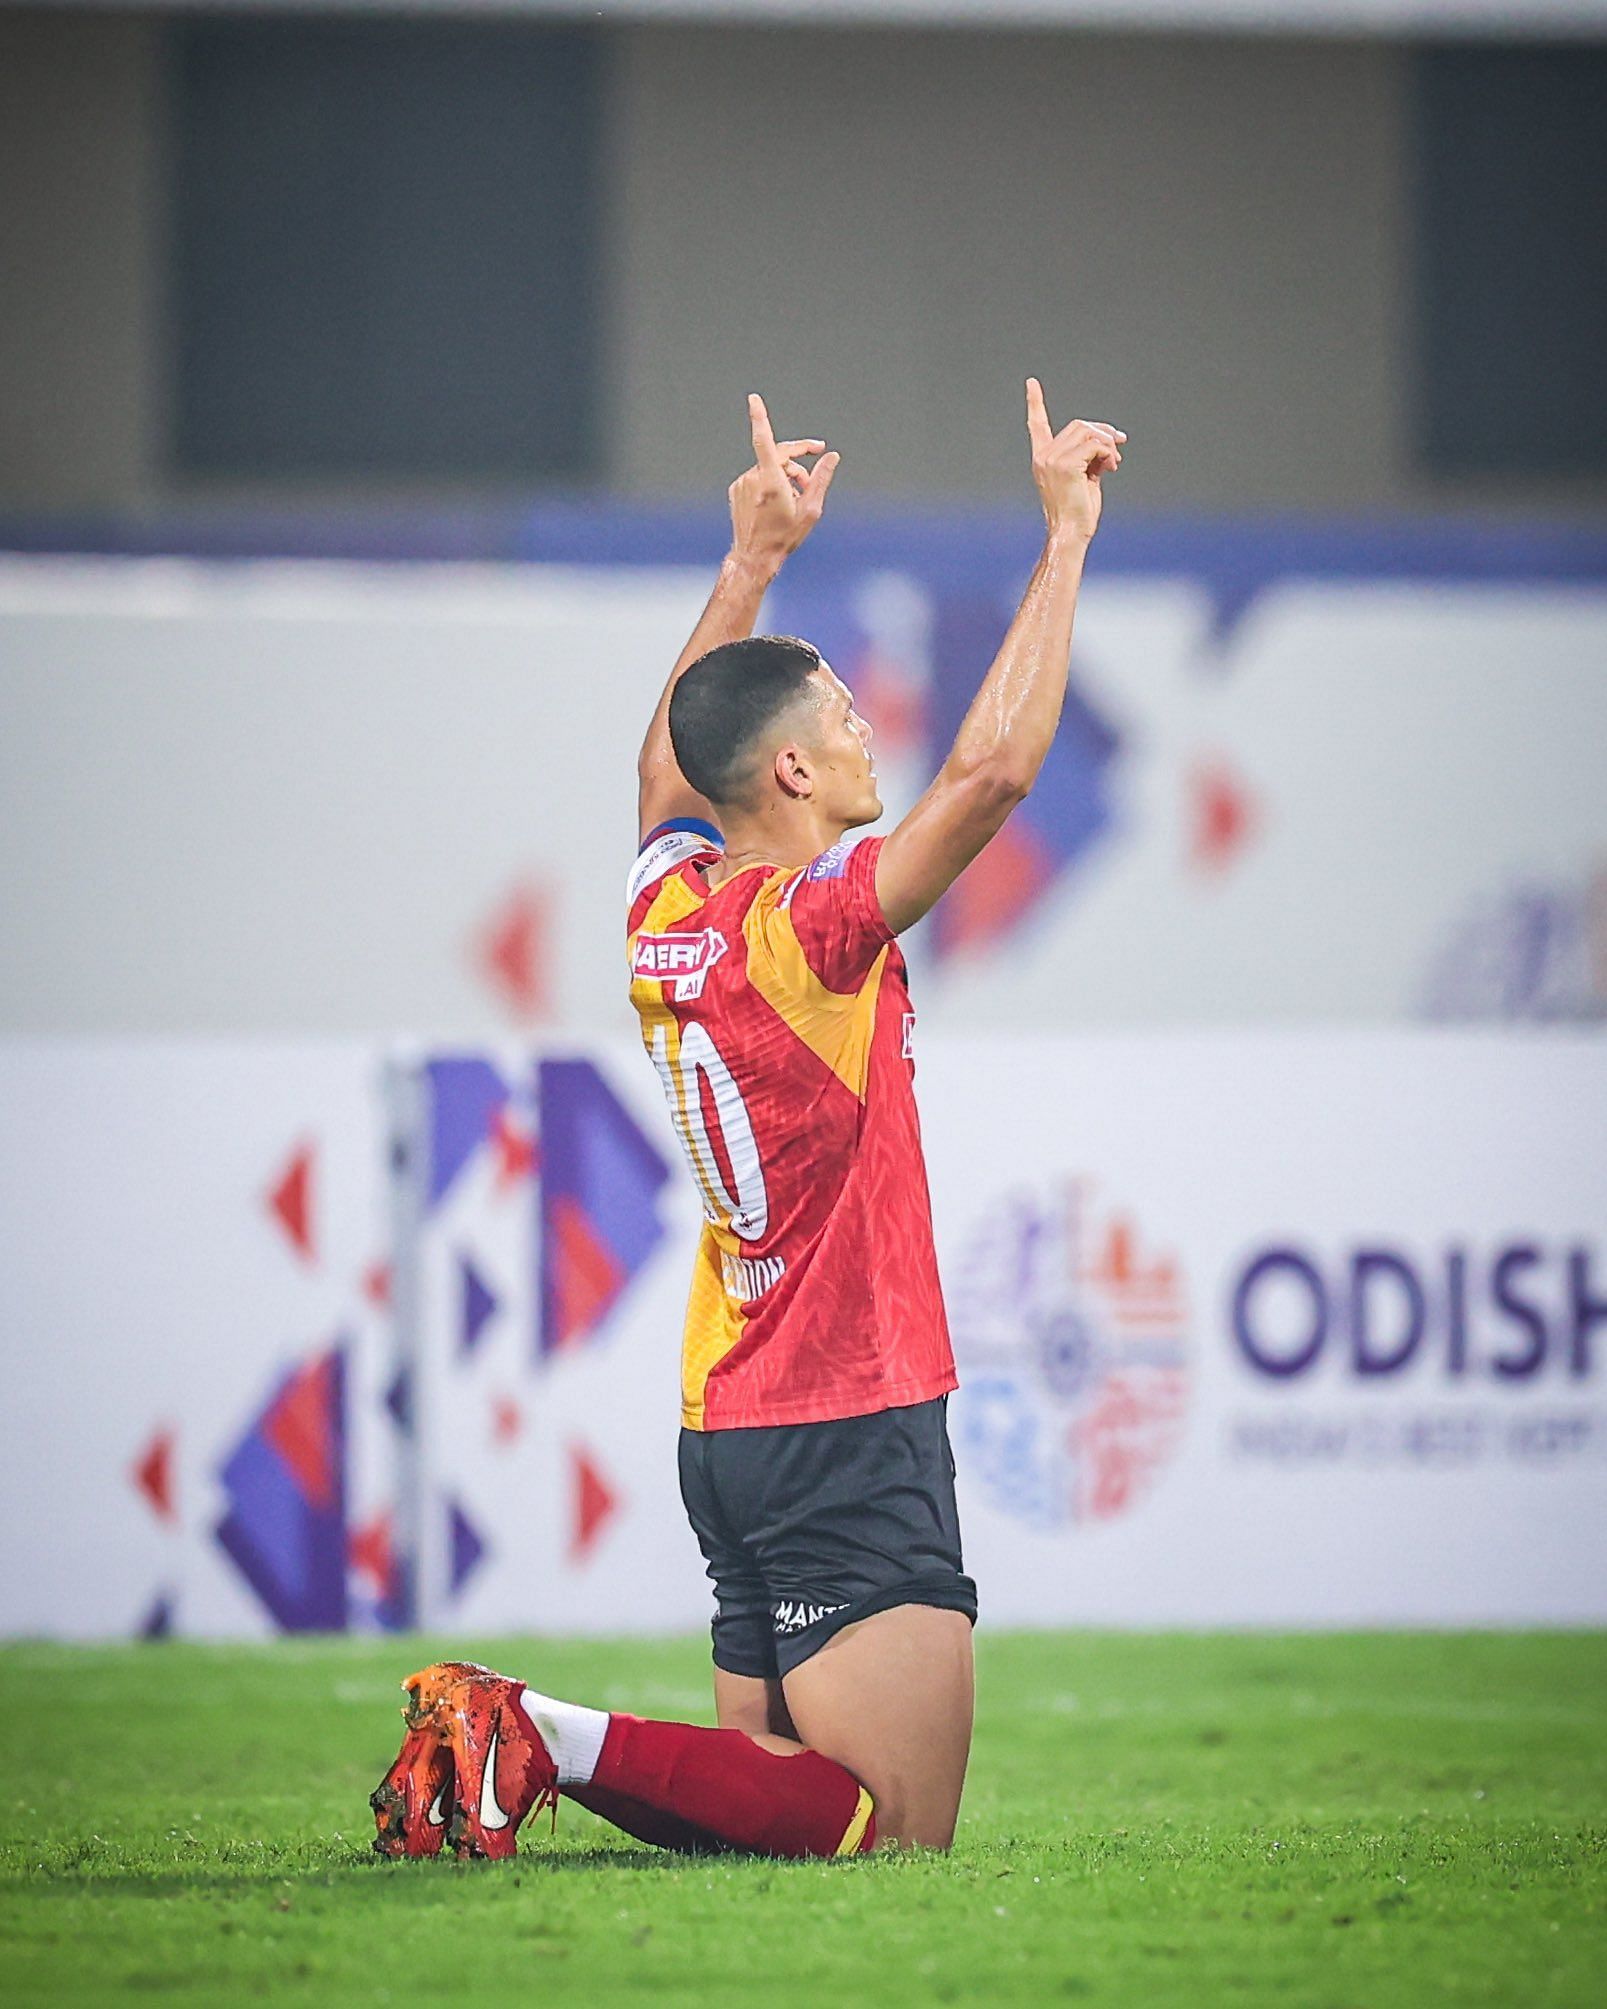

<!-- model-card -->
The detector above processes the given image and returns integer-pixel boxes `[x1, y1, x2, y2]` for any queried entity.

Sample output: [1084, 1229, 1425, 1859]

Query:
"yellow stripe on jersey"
[741, 870, 888, 1103]
[679, 1221, 746, 1430]
[835, 1786, 876, 1855]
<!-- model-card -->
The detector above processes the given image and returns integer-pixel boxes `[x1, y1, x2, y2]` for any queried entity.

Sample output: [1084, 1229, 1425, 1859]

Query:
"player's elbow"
[947, 751, 1035, 813]
[984, 763, 1034, 809]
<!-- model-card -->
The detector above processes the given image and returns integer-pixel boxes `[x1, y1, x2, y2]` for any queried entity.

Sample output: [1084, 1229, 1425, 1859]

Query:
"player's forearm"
[942, 528, 1090, 793]
[636, 548, 780, 786]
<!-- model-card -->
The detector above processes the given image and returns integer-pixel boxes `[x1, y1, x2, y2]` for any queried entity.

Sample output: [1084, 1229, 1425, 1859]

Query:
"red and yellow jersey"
[627, 818, 955, 1431]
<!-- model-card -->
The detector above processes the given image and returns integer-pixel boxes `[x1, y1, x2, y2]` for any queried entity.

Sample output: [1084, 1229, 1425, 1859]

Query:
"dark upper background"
[0, 7, 1603, 522]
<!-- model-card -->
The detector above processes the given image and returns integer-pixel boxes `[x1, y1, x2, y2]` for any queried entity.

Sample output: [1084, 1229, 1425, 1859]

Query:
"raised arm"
[874, 379, 1125, 934]
[637, 394, 839, 844]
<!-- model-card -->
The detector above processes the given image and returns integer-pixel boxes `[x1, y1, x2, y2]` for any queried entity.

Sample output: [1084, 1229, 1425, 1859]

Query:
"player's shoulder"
[778, 836, 889, 935]
[747, 834, 893, 997]
[627, 817, 725, 919]
[800, 833, 879, 883]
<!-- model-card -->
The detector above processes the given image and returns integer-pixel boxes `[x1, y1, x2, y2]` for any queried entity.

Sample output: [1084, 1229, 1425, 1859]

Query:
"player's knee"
[872, 1812, 956, 1853]
[860, 1776, 957, 1852]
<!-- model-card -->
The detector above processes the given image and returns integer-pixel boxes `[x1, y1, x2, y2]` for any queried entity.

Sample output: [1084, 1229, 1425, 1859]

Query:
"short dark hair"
[668, 635, 823, 806]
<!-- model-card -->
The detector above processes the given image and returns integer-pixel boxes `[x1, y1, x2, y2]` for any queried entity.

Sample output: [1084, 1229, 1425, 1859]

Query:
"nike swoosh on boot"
[479, 1728, 511, 1831]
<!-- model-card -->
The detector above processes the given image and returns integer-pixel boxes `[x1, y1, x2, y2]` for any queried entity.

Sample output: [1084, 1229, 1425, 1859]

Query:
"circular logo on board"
[950, 1179, 1191, 1529]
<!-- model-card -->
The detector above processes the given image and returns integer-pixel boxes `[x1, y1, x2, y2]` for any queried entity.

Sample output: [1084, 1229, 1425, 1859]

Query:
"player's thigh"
[713, 1665, 799, 1742]
[780, 1602, 974, 1850]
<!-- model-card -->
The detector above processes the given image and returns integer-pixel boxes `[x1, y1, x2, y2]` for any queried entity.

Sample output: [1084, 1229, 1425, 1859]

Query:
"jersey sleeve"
[775, 834, 895, 994]
[627, 817, 724, 927]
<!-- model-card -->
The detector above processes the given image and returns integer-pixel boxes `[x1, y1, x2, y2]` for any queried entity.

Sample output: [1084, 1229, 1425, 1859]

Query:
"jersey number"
[650, 1020, 769, 1242]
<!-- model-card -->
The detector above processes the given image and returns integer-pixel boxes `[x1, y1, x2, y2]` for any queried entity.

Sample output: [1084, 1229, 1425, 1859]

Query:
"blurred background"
[1, 1, 1603, 1645]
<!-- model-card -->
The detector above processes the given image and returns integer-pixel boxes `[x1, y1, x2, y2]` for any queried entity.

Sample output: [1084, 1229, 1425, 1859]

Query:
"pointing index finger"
[748, 392, 783, 471]
[1025, 377, 1052, 454]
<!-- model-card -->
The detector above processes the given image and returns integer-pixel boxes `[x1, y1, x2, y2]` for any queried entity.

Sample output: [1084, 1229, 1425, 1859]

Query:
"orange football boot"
[398, 1660, 558, 1860]
[370, 1722, 455, 1858]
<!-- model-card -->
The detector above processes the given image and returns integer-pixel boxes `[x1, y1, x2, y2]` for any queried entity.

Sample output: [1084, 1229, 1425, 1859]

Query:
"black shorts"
[677, 1394, 978, 1681]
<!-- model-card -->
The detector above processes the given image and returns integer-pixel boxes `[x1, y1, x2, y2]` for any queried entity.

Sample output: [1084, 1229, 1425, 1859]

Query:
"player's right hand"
[729, 393, 840, 569]
[1025, 378, 1125, 544]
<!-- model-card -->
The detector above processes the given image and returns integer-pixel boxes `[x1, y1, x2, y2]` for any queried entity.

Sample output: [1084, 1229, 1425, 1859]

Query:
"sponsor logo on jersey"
[632, 927, 728, 1002]
[901, 1011, 916, 1060]
[773, 1598, 849, 1636]
[950, 1178, 1190, 1530]
[807, 838, 859, 881]
[720, 1251, 787, 1303]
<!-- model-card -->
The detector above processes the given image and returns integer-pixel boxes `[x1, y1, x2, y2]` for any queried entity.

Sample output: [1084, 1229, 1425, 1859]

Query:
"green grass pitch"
[1, 1631, 1602, 2004]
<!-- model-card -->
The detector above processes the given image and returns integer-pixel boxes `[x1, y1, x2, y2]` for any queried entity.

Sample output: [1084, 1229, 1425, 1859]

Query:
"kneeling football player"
[373, 383, 1123, 1859]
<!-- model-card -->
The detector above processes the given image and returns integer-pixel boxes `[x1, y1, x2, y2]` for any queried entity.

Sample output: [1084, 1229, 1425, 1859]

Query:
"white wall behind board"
[3, 555, 1603, 1038]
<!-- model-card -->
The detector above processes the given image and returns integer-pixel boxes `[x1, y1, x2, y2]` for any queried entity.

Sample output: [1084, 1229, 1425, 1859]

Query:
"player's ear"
[774, 744, 814, 800]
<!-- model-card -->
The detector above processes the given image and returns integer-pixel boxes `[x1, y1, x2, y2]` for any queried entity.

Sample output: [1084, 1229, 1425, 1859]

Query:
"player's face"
[809, 665, 881, 827]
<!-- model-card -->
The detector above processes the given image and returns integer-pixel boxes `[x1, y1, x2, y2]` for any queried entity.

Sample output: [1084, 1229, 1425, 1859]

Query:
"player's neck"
[713, 803, 847, 881]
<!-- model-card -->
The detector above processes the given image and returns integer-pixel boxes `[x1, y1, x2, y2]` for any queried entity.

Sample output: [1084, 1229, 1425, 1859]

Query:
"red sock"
[586, 1715, 876, 1859]
[564, 1781, 727, 1855]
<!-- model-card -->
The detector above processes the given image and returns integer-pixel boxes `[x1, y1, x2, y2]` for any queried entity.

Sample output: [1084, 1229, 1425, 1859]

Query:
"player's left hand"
[729, 393, 840, 569]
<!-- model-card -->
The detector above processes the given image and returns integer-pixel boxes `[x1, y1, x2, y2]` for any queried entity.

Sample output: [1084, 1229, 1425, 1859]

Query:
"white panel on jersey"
[627, 825, 722, 911]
